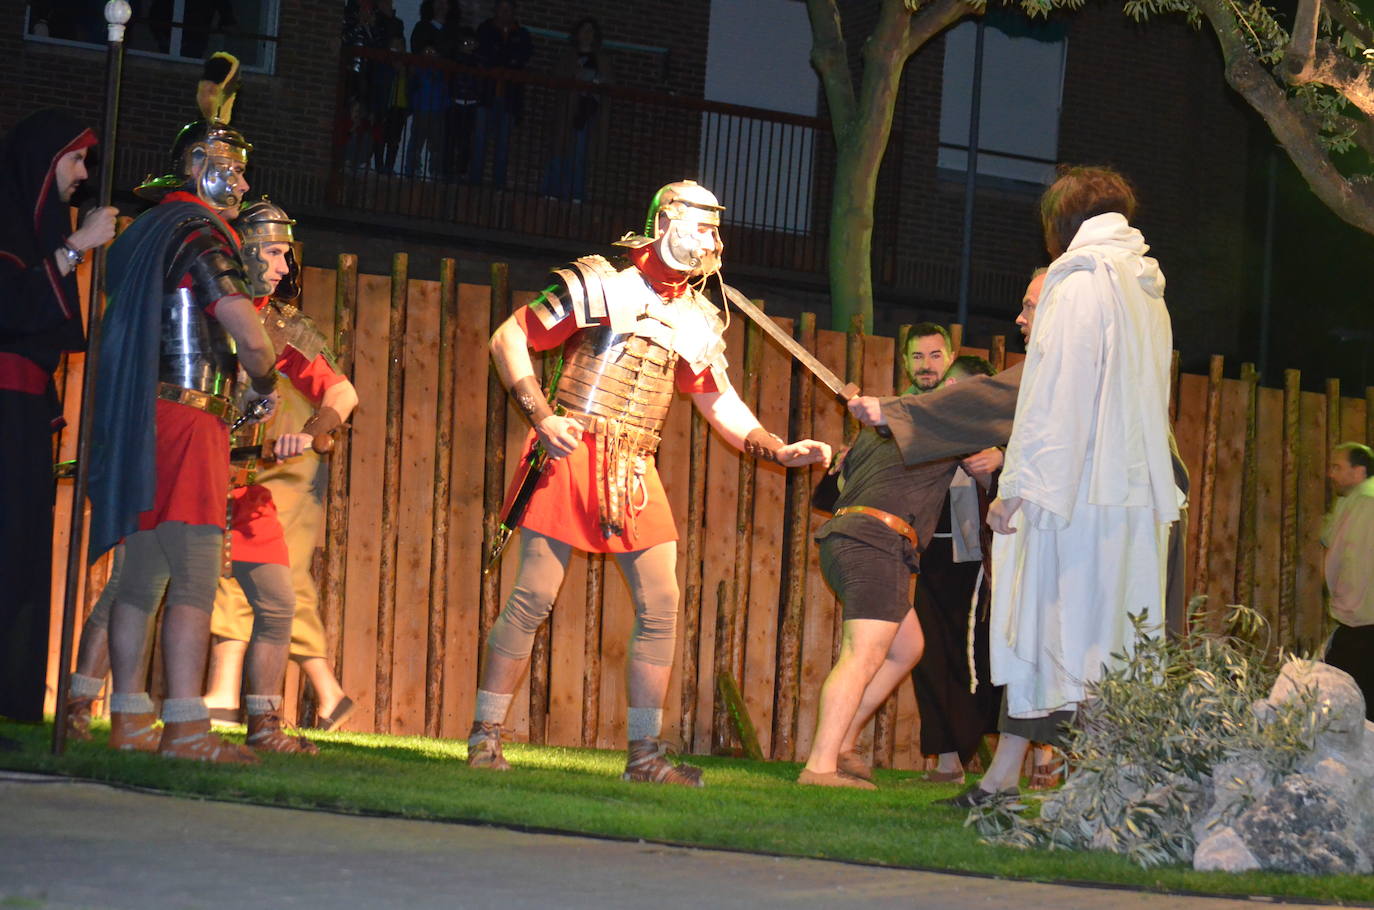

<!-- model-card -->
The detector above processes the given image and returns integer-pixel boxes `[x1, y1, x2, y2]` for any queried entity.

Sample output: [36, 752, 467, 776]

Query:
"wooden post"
[710, 579, 732, 753]
[836, 316, 865, 661]
[678, 408, 708, 747]
[949, 323, 964, 353]
[1192, 355, 1224, 613]
[581, 554, 605, 747]
[894, 323, 911, 391]
[1366, 386, 1374, 445]
[713, 303, 764, 752]
[374, 253, 408, 732]
[989, 335, 1006, 373]
[424, 258, 458, 737]
[1279, 369, 1300, 650]
[772, 313, 816, 761]
[1326, 378, 1341, 511]
[479, 263, 512, 658]
[1234, 363, 1259, 613]
[321, 254, 357, 686]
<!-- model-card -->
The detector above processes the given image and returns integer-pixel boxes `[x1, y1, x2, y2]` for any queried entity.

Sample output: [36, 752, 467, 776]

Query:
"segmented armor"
[533, 254, 730, 537]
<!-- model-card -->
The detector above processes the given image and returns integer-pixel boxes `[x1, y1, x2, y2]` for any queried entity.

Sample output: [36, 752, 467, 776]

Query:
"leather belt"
[567, 411, 663, 455]
[835, 505, 919, 549]
[157, 382, 240, 426]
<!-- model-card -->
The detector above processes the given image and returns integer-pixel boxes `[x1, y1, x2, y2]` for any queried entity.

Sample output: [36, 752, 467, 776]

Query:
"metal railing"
[327, 46, 838, 275]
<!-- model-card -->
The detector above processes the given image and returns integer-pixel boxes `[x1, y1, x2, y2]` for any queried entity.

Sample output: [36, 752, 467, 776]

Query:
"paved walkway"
[0, 771, 1322, 909]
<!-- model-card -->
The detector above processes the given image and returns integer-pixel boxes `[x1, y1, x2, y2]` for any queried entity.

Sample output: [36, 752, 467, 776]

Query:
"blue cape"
[87, 200, 235, 560]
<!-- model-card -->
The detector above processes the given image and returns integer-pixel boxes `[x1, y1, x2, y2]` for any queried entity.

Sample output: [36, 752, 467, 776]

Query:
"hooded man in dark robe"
[0, 108, 115, 724]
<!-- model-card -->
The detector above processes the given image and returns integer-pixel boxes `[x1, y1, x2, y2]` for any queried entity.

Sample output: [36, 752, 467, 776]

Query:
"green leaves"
[973, 602, 1332, 868]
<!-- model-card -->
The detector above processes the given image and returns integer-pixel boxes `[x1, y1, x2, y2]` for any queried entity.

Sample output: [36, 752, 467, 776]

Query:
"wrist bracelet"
[59, 243, 84, 267]
[250, 372, 278, 395]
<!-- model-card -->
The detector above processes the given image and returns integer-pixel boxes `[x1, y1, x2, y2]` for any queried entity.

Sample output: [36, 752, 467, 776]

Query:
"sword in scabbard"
[484, 443, 549, 576]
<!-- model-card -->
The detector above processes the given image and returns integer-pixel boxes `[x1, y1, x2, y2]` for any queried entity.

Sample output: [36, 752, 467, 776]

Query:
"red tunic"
[507, 257, 719, 553]
[228, 332, 346, 565]
[135, 194, 243, 532]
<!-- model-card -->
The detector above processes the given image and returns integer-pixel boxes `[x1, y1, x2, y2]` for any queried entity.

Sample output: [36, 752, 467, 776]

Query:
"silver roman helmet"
[614, 180, 725, 277]
[237, 198, 299, 300]
[136, 52, 252, 210]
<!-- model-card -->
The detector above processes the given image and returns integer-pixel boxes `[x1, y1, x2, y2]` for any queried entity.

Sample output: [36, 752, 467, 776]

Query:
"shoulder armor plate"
[261, 301, 331, 364]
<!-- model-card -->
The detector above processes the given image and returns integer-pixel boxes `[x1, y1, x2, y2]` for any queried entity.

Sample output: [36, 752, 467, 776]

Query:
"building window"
[24, 0, 279, 74]
[937, 12, 1067, 187]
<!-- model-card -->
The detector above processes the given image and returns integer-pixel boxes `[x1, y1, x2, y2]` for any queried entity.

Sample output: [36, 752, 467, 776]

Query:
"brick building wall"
[816, 1, 1251, 360]
[3, 0, 1250, 362]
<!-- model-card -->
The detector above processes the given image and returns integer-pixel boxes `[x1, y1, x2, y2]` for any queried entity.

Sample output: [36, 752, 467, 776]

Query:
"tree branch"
[1197, 0, 1374, 232]
[807, 0, 857, 137]
[1327, 0, 1374, 49]
[902, 0, 976, 56]
[1281, 0, 1321, 80]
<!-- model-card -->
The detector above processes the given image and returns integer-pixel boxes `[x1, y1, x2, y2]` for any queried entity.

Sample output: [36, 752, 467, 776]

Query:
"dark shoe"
[467, 721, 510, 770]
[936, 783, 1019, 808]
[246, 711, 319, 755]
[313, 696, 355, 732]
[797, 768, 876, 790]
[623, 738, 703, 787]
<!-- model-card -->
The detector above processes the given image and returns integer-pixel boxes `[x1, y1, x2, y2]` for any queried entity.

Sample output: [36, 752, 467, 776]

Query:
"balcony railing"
[328, 46, 838, 276]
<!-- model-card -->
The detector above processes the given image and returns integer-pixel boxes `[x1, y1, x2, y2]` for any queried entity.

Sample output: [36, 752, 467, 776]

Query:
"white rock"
[1194, 826, 1261, 872]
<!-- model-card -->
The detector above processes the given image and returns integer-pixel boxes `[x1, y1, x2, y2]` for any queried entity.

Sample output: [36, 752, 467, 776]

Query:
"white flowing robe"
[990, 212, 1179, 719]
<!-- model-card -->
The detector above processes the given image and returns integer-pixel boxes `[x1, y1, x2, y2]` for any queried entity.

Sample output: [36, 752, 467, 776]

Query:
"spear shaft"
[52, 0, 130, 755]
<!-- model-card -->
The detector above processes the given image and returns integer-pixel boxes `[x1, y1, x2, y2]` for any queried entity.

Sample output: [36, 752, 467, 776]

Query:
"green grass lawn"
[3, 718, 1373, 905]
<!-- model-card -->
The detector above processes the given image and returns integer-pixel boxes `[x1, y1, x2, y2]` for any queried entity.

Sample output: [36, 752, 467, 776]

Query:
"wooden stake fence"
[41, 259, 1365, 767]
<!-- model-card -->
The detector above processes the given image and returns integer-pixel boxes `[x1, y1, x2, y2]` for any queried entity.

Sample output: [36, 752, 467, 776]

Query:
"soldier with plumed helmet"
[469, 179, 831, 785]
[87, 52, 279, 764]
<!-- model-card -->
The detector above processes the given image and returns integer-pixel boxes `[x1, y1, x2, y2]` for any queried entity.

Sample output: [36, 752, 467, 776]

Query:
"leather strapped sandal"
[1028, 760, 1065, 790]
[65, 697, 95, 743]
[622, 738, 704, 787]
[313, 696, 355, 732]
[159, 719, 259, 764]
[108, 712, 161, 752]
[246, 711, 320, 755]
[466, 721, 510, 770]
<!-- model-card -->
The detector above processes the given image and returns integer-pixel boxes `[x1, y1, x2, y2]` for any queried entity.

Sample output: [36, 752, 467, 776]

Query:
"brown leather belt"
[835, 505, 919, 549]
[157, 382, 240, 426]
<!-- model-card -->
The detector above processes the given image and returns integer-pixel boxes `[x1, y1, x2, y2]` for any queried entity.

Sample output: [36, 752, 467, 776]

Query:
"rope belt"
[834, 505, 919, 549]
[568, 411, 663, 539]
[157, 382, 240, 426]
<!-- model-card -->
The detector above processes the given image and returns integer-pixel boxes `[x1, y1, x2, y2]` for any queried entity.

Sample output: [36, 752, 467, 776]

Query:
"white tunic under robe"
[990, 212, 1179, 719]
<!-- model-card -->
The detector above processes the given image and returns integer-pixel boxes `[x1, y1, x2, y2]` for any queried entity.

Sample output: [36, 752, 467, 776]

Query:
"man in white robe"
[945, 167, 1179, 806]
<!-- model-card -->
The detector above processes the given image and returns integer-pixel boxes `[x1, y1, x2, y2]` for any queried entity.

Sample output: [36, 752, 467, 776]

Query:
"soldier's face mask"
[656, 211, 723, 278]
[194, 147, 249, 213]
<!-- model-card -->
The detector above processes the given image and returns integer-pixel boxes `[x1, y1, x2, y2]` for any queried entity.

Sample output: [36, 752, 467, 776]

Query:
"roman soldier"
[469, 180, 831, 785]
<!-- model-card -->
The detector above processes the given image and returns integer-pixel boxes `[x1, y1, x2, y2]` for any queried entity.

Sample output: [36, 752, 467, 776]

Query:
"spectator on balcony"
[444, 25, 482, 180]
[468, 0, 532, 188]
[374, 0, 405, 45]
[406, 42, 450, 179]
[373, 35, 411, 175]
[538, 16, 612, 203]
[410, 0, 456, 57]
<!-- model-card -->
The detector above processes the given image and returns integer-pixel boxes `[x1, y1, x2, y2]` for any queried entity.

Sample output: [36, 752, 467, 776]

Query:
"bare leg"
[836, 609, 924, 755]
[203, 637, 247, 709]
[74, 613, 111, 681]
[299, 657, 346, 717]
[804, 619, 901, 775]
[977, 731, 1030, 793]
[161, 602, 212, 699]
[109, 601, 154, 694]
